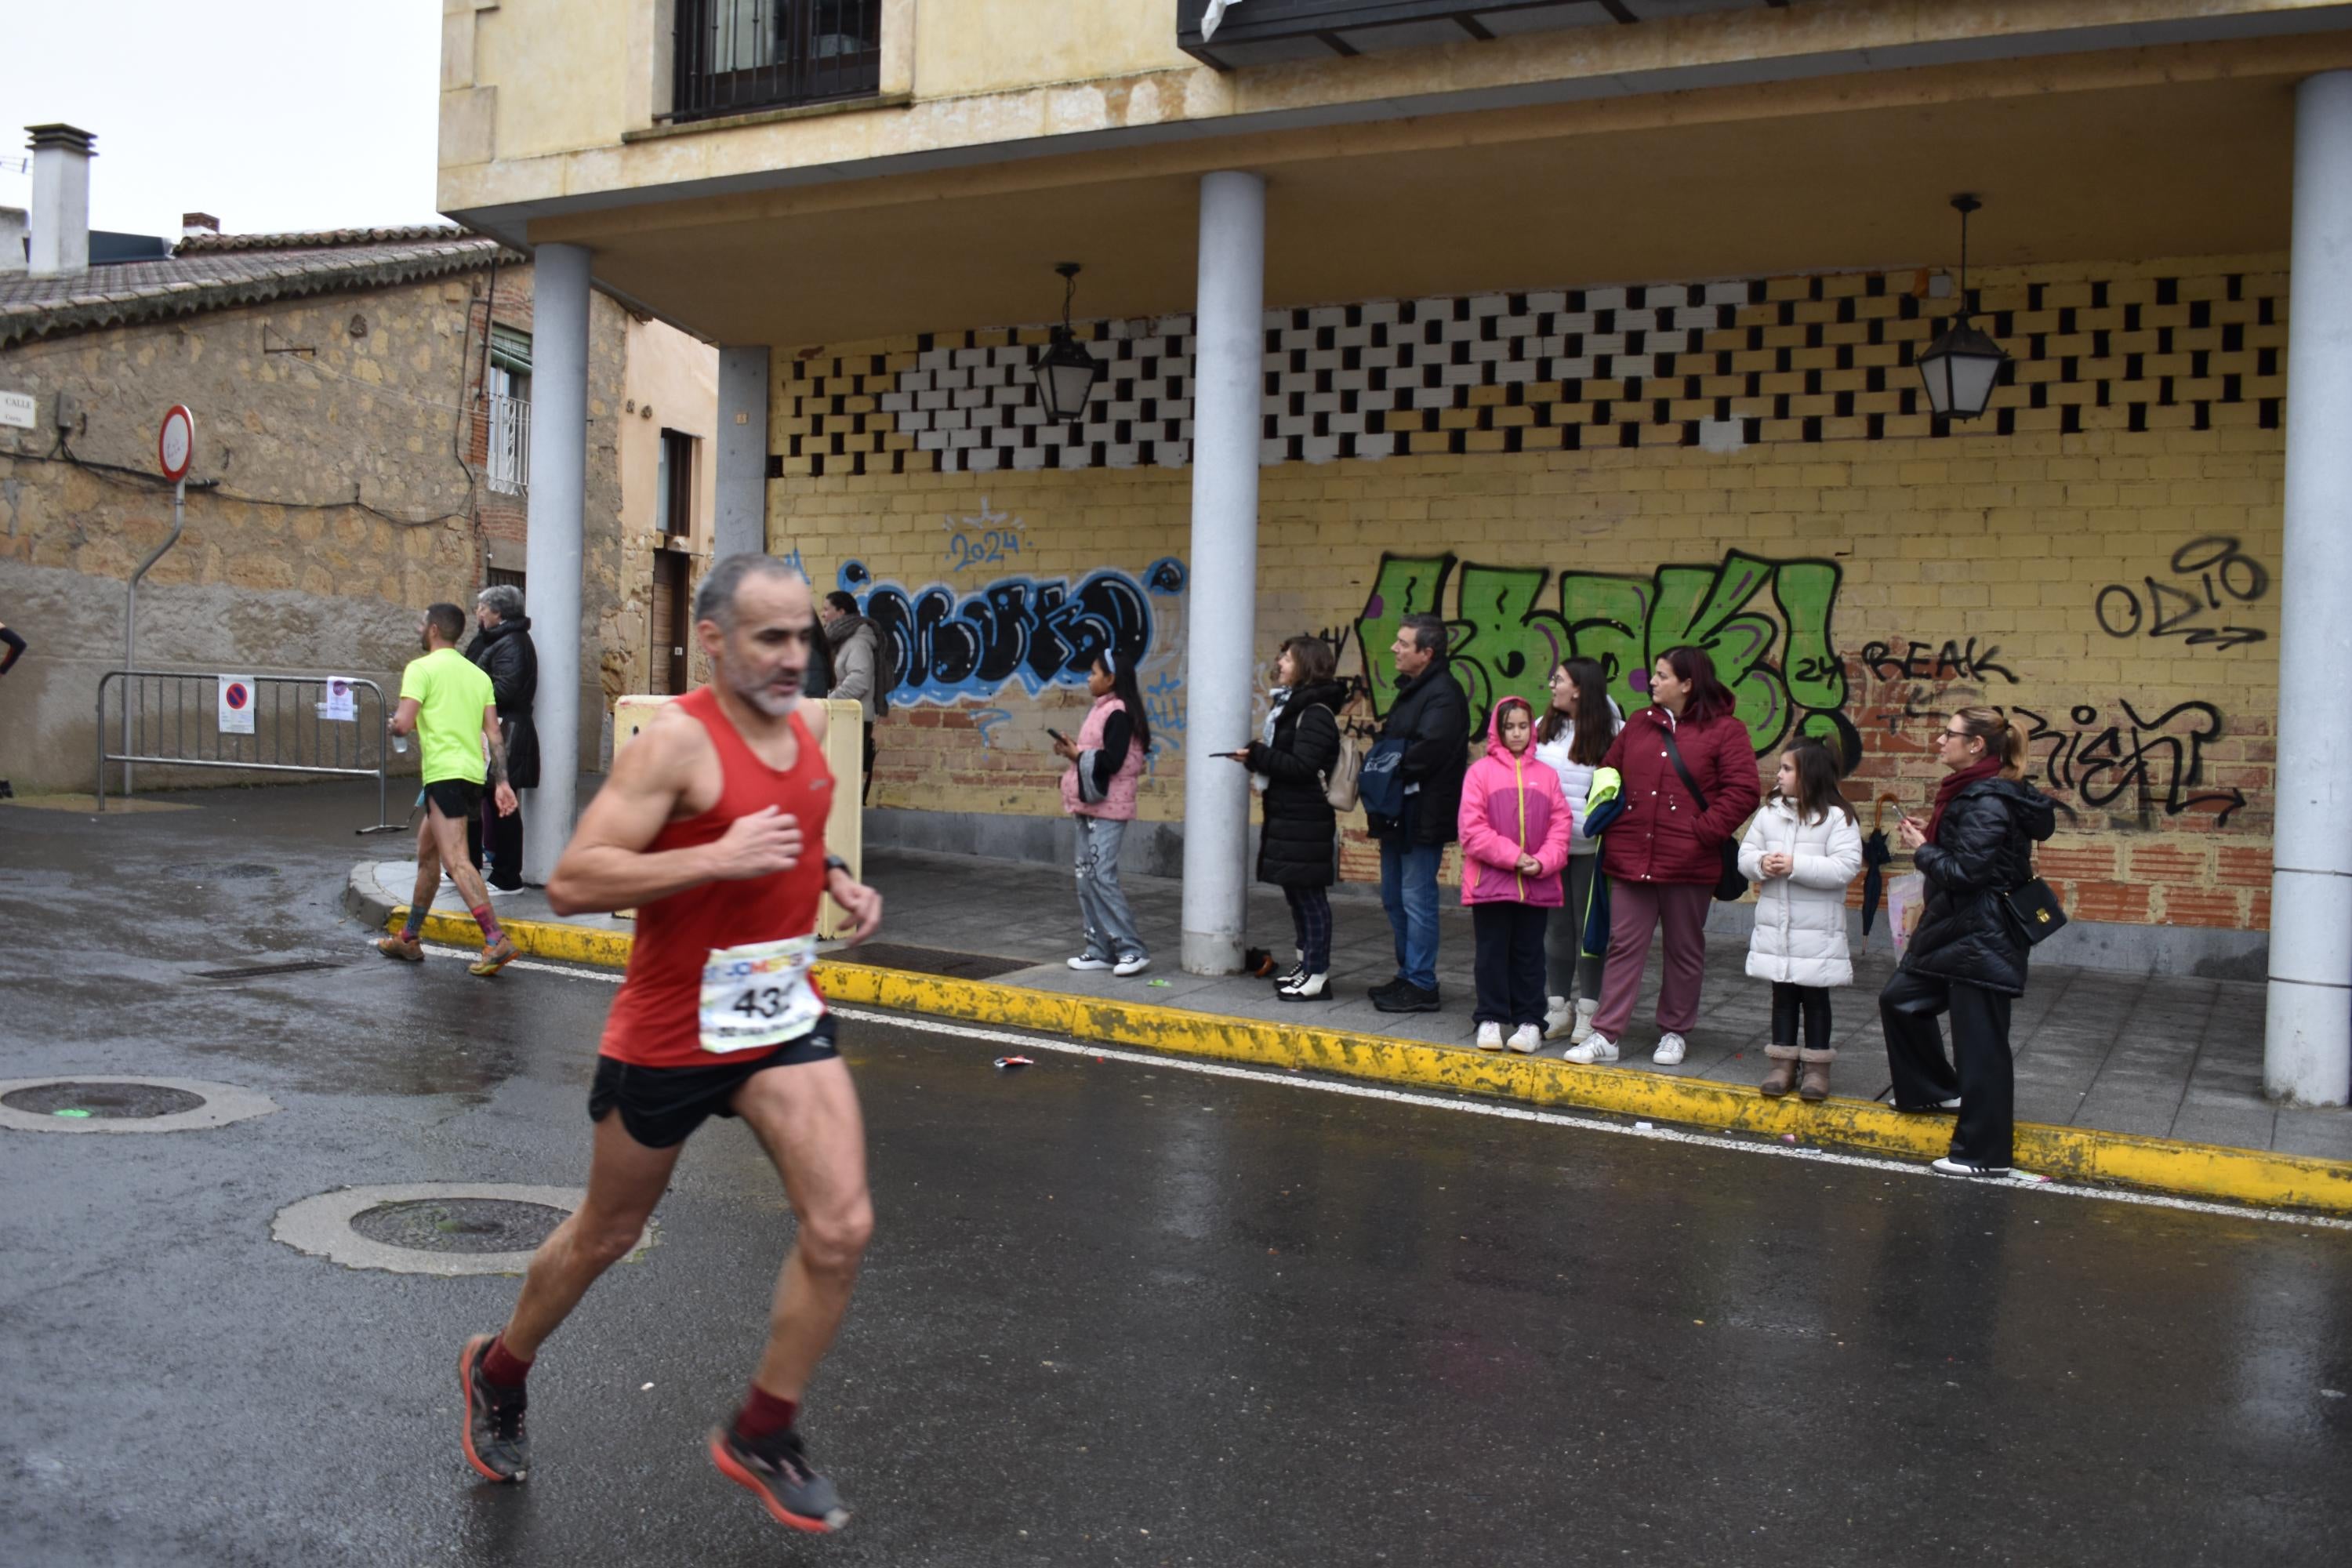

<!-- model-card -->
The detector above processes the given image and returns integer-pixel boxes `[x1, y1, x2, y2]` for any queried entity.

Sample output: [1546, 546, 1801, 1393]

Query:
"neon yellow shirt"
[399, 647, 494, 786]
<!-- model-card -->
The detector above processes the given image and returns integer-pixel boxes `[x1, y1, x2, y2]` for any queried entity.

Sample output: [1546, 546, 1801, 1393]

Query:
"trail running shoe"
[710, 1425, 851, 1533]
[469, 935, 519, 977]
[458, 1334, 529, 1483]
[376, 933, 423, 962]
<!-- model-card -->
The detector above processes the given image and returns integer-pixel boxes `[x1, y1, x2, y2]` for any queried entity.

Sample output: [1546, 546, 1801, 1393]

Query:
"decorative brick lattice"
[777, 267, 2288, 478]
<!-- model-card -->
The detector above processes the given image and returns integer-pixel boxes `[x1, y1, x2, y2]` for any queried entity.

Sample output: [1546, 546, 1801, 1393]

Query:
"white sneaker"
[1112, 954, 1151, 978]
[1570, 998, 1598, 1044]
[1564, 1034, 1619, 1065]
[1652, 1032, 1687, 1066]
[1507, 1024, 1542, 1054]
[1541, 995, 1570, 1035]
[1475, 1021, 1505, 1051]
[1067, 954, 1113, 971]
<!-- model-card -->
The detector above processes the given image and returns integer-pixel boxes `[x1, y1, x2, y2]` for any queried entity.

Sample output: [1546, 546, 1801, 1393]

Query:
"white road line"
[419, 943, 2352, 1233]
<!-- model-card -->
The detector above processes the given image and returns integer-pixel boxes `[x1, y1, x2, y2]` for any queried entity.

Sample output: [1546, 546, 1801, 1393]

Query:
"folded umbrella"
[1860, 793, 1901, 935]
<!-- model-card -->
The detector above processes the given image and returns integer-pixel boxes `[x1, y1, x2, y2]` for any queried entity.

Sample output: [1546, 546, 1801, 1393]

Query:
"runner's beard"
[728, 665, 801, 717]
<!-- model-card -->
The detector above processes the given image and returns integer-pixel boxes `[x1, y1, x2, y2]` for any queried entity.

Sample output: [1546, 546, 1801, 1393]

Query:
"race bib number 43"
[699, 935, 824, 1054]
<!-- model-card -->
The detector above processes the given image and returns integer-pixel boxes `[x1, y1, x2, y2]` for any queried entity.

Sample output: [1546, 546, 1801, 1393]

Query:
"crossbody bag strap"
[1658, 722, 1710, 815]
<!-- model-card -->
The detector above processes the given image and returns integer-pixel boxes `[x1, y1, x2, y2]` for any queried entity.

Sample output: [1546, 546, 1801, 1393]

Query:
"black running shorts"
[588, 1018, 841, 1149]
[424, 778, 485, 822]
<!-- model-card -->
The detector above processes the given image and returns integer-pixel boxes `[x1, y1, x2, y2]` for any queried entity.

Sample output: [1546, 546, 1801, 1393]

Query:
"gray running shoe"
[458, 1334, 529, 1483]
[709, 1424, 851, 1533]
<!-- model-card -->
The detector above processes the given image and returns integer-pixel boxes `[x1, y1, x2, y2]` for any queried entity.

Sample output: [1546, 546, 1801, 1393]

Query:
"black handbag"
[2002, 877, 2069, 945]
[1658, 724, 1751, 903]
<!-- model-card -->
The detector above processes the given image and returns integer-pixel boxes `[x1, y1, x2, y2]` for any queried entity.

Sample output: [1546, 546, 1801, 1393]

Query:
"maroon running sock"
[733, 1385, 799, 1443]
[470, 904, 505, 944]
[481, 1335, 532, 1388]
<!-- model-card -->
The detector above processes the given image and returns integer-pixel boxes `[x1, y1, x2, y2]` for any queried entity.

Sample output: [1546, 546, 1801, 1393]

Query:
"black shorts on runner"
[424, 778, 485, 821]
[589, 1018, 841, 1149]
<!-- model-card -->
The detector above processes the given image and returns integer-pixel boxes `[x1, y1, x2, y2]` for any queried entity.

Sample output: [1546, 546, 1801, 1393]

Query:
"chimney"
[180, 212, 219, 240]
[26, 123, 95, 278]
[0, 207, 25, 274]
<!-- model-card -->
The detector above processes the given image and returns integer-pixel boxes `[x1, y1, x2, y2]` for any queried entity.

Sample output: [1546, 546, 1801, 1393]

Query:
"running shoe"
[457, 1334, 529, 1483]
[376, 933, 423, 963]
[710, 1425, 851, 1533]
[469, 935, 519, 977]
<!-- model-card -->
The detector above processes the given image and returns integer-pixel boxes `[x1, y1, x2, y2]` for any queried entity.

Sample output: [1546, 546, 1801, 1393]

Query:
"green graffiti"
[1352, 554, 1452, 714]
[1356, 550, 1856, 766]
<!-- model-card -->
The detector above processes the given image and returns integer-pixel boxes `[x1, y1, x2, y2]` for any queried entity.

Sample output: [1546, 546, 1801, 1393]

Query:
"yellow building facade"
[440, 0, 2352, 1101]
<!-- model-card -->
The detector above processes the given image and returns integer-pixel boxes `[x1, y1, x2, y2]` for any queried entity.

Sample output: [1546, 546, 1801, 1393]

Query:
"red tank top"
[600, 688, 834, 1068]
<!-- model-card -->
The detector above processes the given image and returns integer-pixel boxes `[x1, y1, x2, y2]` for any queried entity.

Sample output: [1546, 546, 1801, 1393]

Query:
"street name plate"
[0, 390, 34, 430]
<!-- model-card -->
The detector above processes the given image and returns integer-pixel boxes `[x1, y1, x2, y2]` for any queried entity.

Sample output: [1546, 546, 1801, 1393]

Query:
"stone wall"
[0, 263, 629, 795]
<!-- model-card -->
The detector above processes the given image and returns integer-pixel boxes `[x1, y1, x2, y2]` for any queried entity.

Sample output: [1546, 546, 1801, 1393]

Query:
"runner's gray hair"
[474, 583, 524, 622]
[694, 553, 808, 630]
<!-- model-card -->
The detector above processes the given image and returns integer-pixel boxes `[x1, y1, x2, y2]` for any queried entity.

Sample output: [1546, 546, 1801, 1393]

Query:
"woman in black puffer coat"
[1237, 635, 1348, 1003]
[1882, 705, 2057, 1178]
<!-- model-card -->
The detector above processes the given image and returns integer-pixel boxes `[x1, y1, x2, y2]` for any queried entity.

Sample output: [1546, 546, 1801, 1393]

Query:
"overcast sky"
[0, 1, 443, 238]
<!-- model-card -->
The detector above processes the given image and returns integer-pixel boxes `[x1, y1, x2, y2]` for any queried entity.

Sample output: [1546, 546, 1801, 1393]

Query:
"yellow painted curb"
[391, 906, 2352, 1218]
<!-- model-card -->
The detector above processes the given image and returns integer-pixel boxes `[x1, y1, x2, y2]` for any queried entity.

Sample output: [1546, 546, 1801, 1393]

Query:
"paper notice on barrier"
[317, 678, 357, 723]
[218, 676, 256, 735]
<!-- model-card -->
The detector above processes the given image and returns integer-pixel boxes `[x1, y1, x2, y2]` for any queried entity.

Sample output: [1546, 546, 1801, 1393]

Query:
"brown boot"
[1798, 1047, 1836, 1102]
[1759, 1044, 1799, 1097]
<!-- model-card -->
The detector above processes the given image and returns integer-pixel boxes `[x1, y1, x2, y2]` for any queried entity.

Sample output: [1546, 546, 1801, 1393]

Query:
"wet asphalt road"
[4, 784, 2351, 1567]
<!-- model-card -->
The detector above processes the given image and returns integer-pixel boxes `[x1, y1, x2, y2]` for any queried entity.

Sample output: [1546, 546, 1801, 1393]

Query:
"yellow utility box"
[610, 694, 865, 939]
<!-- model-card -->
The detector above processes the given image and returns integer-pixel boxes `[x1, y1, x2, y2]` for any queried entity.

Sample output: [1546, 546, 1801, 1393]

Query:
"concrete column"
[26, 123, 93, 278]
[1178, 170, 1266, 975]
[2266, 71, 2352, 1107]
[715, 346, 771, 561]
[521, 243, 592, 886]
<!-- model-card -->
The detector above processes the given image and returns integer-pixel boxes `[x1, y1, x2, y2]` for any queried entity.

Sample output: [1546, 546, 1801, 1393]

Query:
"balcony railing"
[487, 394, 530, 495]
[670, 0, 883, 124]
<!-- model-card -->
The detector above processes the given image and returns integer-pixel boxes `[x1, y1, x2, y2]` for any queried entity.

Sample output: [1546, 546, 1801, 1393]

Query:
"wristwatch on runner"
[823, 855, 852, 881]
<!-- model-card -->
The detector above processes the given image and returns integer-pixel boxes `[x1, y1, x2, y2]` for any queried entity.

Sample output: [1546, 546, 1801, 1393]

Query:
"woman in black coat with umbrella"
[1232, 635, 1348, 1001]
[1881, 706, 2057, 1178]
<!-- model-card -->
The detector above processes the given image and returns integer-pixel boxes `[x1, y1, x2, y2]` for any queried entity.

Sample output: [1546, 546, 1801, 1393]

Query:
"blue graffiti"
[841, 557, 1187, 706]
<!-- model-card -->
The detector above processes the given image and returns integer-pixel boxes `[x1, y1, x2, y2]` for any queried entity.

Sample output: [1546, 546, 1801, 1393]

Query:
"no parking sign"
[218, 675, 256, 735]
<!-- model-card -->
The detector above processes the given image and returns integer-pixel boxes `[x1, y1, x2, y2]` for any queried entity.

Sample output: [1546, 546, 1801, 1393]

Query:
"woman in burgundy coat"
[1564, 645, 1762, 1068]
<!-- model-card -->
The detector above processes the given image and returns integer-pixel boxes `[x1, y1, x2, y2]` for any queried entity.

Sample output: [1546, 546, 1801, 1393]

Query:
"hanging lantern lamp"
[1916, 194, 2009, 422]
[1033, 263, 1105, 425]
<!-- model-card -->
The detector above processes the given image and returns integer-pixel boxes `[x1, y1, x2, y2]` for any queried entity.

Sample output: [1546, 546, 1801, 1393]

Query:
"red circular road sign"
[158, 405, 195, 482]
[223, 681, 251, 711]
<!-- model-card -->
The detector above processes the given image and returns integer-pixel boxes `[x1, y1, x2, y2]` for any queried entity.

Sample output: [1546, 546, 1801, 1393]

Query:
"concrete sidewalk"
[350, 842, 2352, 1192]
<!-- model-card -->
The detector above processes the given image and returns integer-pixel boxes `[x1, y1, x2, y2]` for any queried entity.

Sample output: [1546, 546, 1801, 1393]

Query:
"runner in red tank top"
[453, 556, 884, 1535]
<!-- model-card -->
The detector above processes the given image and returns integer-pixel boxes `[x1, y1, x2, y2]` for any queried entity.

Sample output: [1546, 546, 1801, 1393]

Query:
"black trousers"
[466, 794, 525, 891]
[1770, 982, 1833, 1053]
[1880, 965, 2016, 1167]
[1471, 902, 1549, 1028]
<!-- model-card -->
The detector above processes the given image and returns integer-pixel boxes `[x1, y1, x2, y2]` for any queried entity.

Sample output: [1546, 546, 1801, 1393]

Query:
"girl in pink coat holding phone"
[1458, 695, 1574, 1053]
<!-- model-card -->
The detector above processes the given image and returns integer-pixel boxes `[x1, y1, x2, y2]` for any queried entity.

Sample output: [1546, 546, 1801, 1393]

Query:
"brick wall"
[763, 252, 2286, 933]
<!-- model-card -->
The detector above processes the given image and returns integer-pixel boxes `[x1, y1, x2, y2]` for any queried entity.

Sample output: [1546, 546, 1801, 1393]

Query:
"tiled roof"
[0, 227, 520, 347]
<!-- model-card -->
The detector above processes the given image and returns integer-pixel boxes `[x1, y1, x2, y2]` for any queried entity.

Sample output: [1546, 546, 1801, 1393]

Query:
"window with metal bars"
[670, 0, 883, 123]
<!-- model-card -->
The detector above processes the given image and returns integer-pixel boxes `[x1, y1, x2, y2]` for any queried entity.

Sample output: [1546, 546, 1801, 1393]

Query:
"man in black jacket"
[465, 584, 540, 891]
[1367, 613, 1470, 1013]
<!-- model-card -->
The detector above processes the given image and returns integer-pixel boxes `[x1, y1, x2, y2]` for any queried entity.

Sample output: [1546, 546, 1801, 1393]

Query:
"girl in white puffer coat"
[1739, 739, 1864, 1102]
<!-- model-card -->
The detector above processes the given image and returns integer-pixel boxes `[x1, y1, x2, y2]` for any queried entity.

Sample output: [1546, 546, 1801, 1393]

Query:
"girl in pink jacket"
[1458, 695, 1574, 1053]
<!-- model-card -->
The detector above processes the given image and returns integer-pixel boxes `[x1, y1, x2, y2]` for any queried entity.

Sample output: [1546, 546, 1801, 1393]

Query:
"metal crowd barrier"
[96, 670, 398, 828]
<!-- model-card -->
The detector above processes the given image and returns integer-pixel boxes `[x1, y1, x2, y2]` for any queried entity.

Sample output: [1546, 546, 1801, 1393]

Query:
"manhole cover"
[272, 1184, 652, 1276]
[1, 1081, 208, 1119]
[162, 862, 278, 880]
[0, 1077, 277, 1134]
[349, 1198, 568, 1254]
